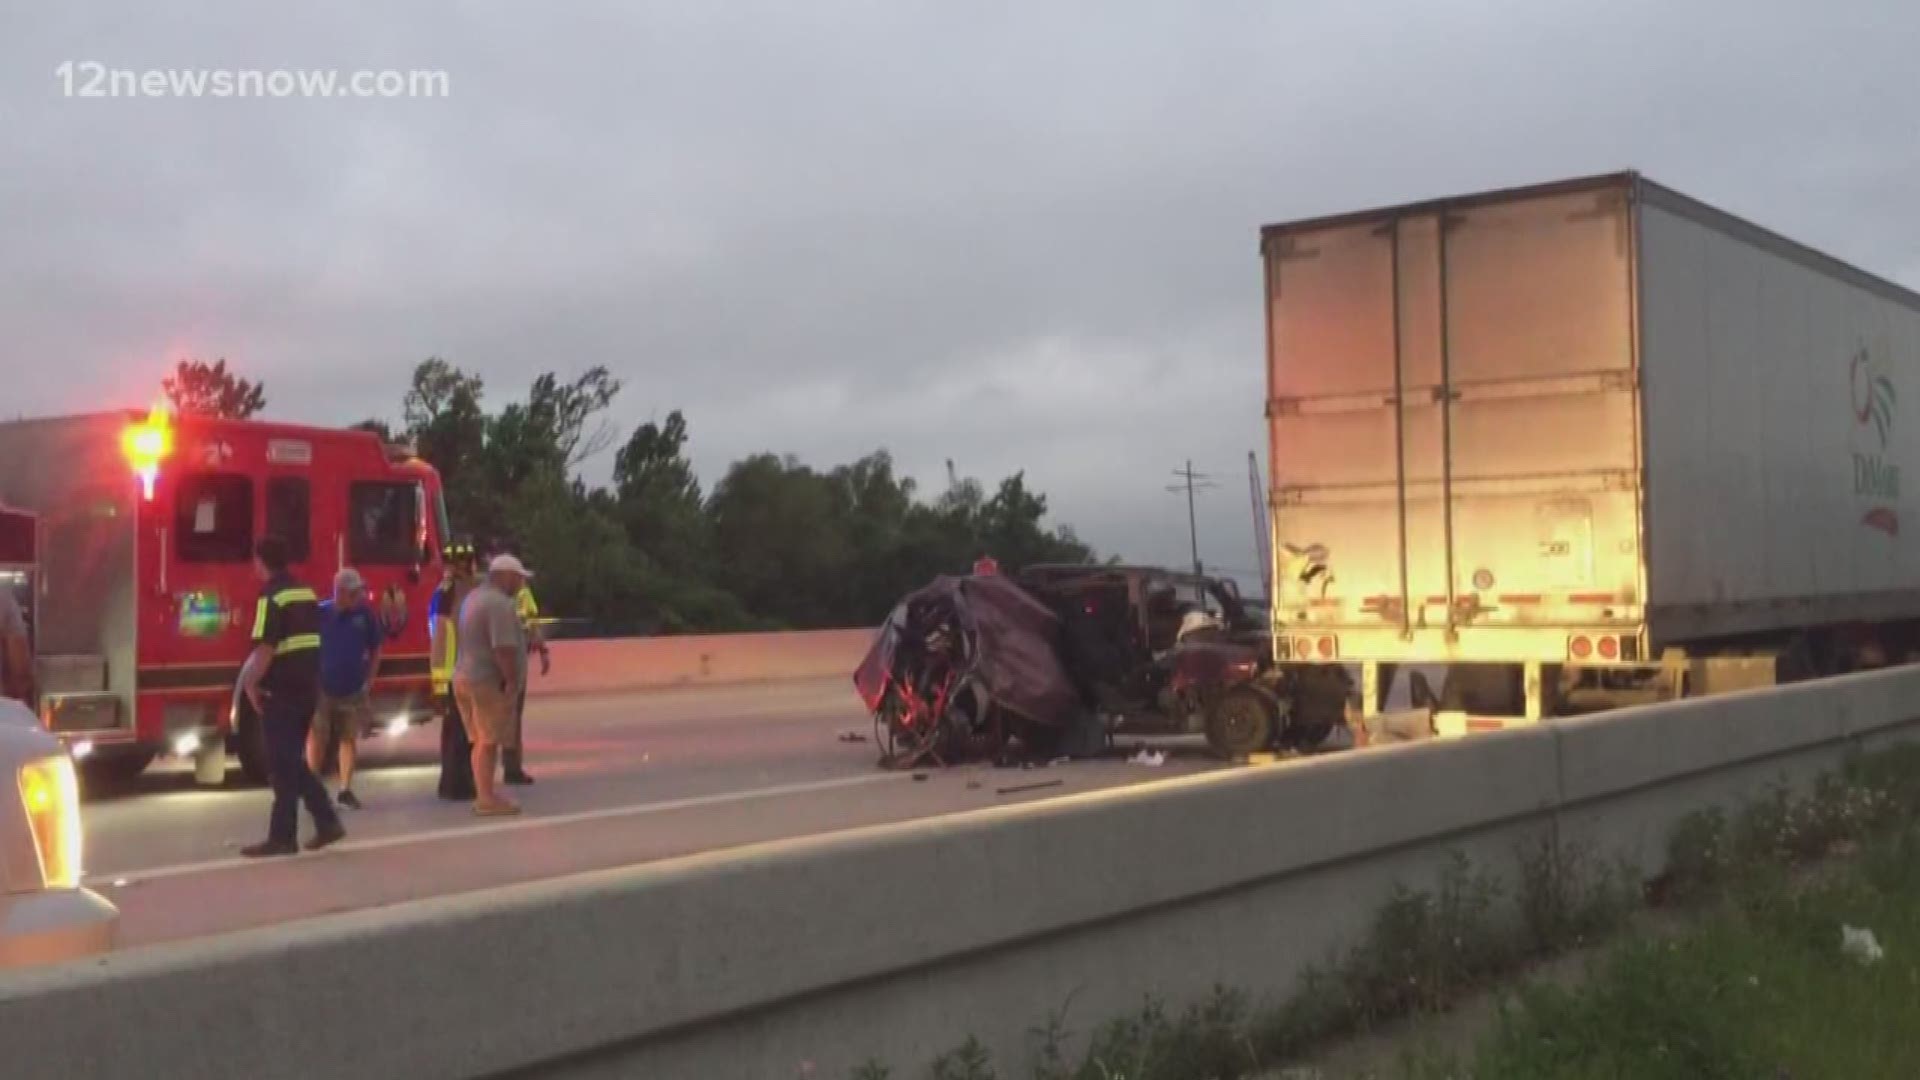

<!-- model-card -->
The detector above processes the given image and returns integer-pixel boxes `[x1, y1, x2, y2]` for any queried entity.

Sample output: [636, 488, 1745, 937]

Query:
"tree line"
[164, 357, 1095, 633]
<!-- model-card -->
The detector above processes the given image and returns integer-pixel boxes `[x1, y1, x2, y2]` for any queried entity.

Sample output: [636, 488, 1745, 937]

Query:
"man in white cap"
[309, 567, 385, 809]
[452, 553, 535, 815]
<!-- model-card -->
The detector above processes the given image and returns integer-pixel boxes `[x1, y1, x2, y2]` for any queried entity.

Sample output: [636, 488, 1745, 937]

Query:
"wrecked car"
[852, 573, 1087, 769]
[854, 564, 1348, 767]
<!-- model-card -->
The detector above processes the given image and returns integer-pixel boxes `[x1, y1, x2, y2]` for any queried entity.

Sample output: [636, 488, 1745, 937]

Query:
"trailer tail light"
[1316, 635, 1338, 659]
[1569, 635, 1623, 662]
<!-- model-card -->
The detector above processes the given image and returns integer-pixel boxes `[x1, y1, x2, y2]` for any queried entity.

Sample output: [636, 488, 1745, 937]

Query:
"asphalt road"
[82, 678, 1226, 951]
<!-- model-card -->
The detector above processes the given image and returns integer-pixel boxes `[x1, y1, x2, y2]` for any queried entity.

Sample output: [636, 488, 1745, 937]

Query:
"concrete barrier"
[530, 628, 875, 696]
[6, 667, 1919, 1079]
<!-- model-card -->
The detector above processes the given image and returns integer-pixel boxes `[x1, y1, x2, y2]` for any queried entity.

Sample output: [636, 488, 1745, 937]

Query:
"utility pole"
[1167, 461, 1218, 598]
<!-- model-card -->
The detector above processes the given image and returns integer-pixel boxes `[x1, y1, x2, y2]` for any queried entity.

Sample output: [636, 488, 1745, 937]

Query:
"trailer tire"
[1286, 666, 1351, 749]
[235, 696, 270, 787]
[1206, 685, 1277, 759]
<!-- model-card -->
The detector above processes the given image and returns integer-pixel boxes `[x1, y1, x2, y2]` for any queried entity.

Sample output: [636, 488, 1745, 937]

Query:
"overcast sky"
[5, 1, 1918, 587]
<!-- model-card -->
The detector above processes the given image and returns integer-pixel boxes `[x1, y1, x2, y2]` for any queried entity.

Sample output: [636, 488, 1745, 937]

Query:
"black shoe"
[304, 822, 347, 852]
[503, 771, 535, 786]
[337, 789, 363, 810]
[241, 839, 298, 859]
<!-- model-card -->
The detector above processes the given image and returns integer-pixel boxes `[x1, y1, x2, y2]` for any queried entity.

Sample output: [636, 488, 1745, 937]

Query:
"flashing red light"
[120, 407, 173, 501]
[1570, 635, 1594, 660]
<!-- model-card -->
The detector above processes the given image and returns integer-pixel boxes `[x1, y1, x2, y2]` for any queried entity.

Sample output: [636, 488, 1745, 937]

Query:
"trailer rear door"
[1265, 179, 1645, 659]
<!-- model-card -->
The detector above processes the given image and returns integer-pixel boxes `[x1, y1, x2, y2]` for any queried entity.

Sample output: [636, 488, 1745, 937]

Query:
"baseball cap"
[334, 567, 366, 592]
[488, 554, 534, 579]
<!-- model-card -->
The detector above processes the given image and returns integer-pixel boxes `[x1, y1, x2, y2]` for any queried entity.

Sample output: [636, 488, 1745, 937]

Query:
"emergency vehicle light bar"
[120, 407, 173, 501]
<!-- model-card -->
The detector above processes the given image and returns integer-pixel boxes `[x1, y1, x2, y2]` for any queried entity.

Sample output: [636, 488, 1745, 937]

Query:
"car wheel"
[1205, 685, 1276, 759]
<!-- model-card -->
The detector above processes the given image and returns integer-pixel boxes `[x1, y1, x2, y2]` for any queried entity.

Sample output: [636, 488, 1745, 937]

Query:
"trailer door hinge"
[1600, 369, 1639, 392]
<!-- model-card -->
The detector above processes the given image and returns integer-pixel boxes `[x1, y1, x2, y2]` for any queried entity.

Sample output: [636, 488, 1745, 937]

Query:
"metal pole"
[1184, 459, 1202, 582]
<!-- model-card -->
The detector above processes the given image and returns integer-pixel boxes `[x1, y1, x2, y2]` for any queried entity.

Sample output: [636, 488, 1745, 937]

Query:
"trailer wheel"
[1206, 685, 1277, 759]
[235, 696, 270, 786]
[1286, 667, 1351, 750]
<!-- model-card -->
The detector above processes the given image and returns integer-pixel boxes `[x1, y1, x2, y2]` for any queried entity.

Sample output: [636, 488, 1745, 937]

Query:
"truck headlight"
[18, 755, 83, 890]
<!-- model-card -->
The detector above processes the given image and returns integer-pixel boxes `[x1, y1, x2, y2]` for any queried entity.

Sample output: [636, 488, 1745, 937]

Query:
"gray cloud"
[5, 0, 1918, 588]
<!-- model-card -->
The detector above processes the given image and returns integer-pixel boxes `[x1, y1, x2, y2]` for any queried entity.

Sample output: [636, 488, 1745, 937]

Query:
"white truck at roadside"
[0, 697, 116, 970]
[1262, 171, 1920, 727]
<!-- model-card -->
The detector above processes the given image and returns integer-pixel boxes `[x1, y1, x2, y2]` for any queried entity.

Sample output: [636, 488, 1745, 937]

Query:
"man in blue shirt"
[308, 567, 385, 809]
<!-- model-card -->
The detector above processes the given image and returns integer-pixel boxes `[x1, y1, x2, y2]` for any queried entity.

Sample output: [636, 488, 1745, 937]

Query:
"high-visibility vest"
[429, 576, 470, 694]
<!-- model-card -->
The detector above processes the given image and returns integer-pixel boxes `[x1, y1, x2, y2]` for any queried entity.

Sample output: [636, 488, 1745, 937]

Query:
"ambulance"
[0, 408, 448, 785]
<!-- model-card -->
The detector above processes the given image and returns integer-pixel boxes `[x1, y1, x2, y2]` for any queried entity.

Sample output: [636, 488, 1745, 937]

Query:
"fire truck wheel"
[235, 698, 270, 786]
[78, 750, 156, 793]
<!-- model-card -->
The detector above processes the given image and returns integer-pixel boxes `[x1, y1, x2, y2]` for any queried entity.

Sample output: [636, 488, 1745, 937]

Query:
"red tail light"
[1569, 635, 1594, 660]
[1316, 635, 1337, 659]
[1597, 635, 1620, 660]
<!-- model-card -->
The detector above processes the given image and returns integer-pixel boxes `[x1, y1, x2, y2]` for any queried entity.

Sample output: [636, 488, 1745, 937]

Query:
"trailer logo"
[1850, 343, 1900, 536]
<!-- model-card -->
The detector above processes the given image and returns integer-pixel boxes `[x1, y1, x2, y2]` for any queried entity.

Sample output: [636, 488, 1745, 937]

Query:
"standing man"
[239, 535, 345, 857]
[502, 575, 550, 786]
[452, 553, 534, 816]
[431, 540, 480, 802]
[0, 582, 31, 706]
[308, 568, 382, 810]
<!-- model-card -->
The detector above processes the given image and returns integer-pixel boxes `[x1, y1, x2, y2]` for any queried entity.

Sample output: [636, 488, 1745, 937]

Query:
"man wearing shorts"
[452, 554, 533, 816]
[309, 567, 384, 810]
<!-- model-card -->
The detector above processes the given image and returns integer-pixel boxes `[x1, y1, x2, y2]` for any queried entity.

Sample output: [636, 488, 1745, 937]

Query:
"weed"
[930, 1037, 996, 1080]
[1516, 837, 1637, 954]
[847, 1061, 892, 1080]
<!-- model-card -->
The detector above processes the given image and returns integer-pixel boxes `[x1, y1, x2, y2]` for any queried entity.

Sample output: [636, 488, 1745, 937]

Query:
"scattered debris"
[837, 731, 869, 743]
[1129, 748, 1168, 767]
[912, 772, 929, 782]
[1048, 756, 1071, 767]
[1842, 925, 1886, 964]
[997, 779, 1065, 795]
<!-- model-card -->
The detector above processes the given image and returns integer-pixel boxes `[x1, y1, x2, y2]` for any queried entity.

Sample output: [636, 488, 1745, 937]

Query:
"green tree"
[706, 454, 852, 627]
[612, 410, 711, 580]
[162, 358, 266, 418]
[401, 358, 488, 518]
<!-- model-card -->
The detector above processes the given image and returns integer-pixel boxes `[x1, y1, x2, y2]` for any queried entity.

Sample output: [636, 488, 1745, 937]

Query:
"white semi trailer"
[1261, 171, 1920, 725]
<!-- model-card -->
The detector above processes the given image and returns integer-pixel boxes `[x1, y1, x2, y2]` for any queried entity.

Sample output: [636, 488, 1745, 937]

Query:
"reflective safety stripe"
[272, 587, 318, 605]
[276, 633, 321, 654]
[252, 597, 271, 639]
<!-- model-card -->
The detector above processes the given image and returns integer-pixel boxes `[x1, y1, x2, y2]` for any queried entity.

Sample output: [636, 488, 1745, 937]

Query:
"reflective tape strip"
[272, 587, 318, 605]
[252, 597, 270, 639]
[276, 633, 321, 654]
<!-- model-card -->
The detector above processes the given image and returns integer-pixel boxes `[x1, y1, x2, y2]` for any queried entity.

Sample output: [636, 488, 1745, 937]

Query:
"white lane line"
[95, 772, 908, 886]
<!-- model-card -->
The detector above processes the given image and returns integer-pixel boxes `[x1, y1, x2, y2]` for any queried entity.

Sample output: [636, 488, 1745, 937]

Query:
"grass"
[848, 743, 1920, 1080]
[1426, 825, 1920, 1079]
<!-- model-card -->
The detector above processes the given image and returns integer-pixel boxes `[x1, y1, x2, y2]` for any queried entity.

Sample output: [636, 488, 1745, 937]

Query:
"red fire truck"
[0, 408, 448, 786]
